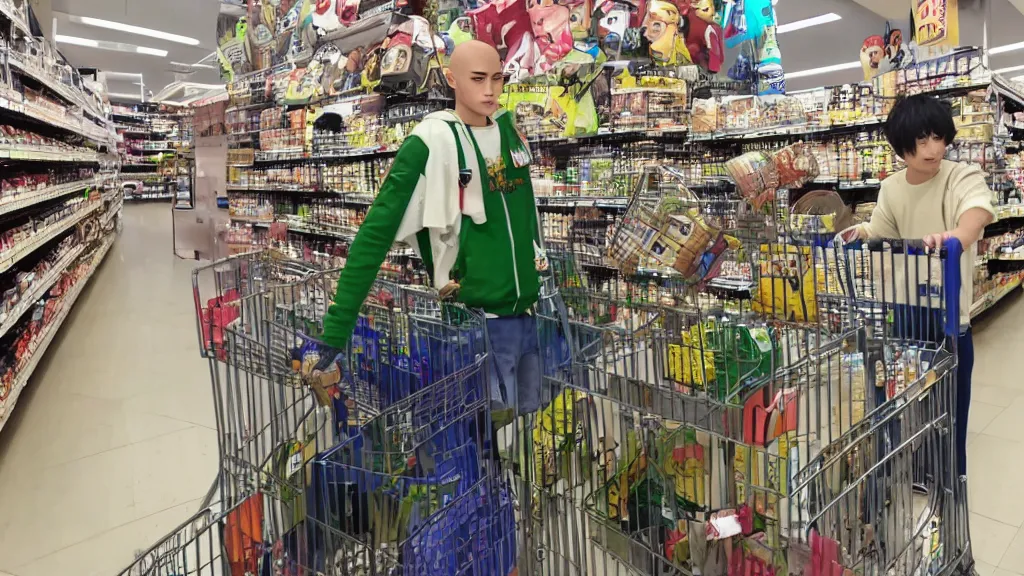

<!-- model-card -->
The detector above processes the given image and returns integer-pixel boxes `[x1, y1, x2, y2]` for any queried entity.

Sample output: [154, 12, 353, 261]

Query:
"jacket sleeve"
[858, 183, 900, 239]
[950, 163, 997, 231]
[320, 135, 429, 348]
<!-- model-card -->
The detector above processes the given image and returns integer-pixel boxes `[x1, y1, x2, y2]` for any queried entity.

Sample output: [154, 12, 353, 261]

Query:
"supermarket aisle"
[0, 203, 217, 576]
[965, 290, 1024, 575]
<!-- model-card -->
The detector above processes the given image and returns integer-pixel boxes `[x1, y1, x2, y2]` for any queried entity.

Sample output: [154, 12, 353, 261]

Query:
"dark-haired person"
[846, 93, 995, 479]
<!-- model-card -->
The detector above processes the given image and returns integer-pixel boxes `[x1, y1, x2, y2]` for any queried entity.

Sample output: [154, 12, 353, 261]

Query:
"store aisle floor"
[0, 203, 217, 576]
[960, 290, 1024, 575]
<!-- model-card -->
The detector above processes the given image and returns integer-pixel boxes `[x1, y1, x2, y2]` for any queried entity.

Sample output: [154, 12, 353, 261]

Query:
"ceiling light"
[777, 13, 842, 34]
[785, 61, 861, 79]
[107, 92, 142, 100]
[136, 46, 168, 57]
[53, 36, 168, 57]
[184, 83, 225, 89]
[992, 42, 1024, 55]
[104, 71, 143, 79]
[996, 64, 1024, 74]
[56, 35, 98, 47]
[171, 61, 217, 70]
[74, 16, 199, 46]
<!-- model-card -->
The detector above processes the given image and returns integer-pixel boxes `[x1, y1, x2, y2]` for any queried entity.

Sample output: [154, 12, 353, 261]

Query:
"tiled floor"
[0, 201, 1022, 574]
[0, 204, 217, 576]
[965, 288, 1024, 575]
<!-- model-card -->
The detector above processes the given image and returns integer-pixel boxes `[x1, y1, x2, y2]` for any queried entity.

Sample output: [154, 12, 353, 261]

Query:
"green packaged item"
[707, 324, 780, 402]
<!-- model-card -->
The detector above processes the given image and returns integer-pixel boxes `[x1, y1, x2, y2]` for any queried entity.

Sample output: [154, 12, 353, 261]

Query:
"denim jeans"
[486, 314, 542, 417]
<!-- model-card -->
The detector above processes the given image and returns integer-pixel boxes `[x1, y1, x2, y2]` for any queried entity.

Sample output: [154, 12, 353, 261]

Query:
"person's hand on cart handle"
[923, 228, 977, 251]
[922, 231, 952, 250]
[840, 226, 863, 243]
[313, 346, 348, 373]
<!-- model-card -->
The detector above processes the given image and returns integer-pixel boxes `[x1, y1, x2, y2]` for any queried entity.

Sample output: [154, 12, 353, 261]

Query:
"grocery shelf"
[992, 254, 1024, 262]
[0, 244, 85, 340]
[126, 194, 173, 201]
[250, 219, 417, 256]
[230, 214, 274, 224]
[0, 235, 114, 433]
[0, 179, 96, 217]
[253, 147, 397, 164]
[0, 201, 101, 274]
[0, 3, 31, 36]
[971, 277, 1023, 319]
[0, 145, 101, 163]
[0, 91, 109, 144]
[103, 199, 123, 226]
[6, 54, 86, 110]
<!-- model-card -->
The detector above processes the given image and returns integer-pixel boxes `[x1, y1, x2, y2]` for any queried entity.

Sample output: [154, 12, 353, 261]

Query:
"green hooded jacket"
[320, 109, 541, 348]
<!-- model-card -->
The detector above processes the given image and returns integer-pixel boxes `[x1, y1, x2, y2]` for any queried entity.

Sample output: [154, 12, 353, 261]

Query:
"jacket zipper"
[462, 118, 523, 314]
[499, 193, 522, 312]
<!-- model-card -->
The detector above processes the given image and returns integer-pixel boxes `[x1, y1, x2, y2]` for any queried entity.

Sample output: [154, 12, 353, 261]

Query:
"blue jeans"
[955, 329, 974, 476]
[486, 314, 542, 416]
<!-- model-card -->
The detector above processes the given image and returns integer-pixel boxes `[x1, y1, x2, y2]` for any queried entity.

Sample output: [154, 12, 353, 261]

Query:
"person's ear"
[444, 68, 456, 89]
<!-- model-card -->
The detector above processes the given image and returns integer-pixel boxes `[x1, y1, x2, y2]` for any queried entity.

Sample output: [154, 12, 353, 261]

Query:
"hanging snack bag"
[378, 15, 439, 95]
[691, 97, 719, 133]
[772, 142, 820, 189]
[725, 151, 779, 210]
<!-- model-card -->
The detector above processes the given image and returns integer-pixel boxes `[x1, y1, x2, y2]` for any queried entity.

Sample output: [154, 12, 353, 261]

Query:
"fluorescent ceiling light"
[136, 46, 168, 57]
[992, 42, 1024, 55]
[107, 92, 142, 99]
[75, 16, 199, 46]
[785, 61, 861, 79]
[104, 71, 143, 79]
[171, 61, 217, 70]
[777, 13, 842, 34]
[55, 35, 98, 47]
[55, 35, 168, 57]
[184, 82, 225, 89]
[996, 64, 1024, 74]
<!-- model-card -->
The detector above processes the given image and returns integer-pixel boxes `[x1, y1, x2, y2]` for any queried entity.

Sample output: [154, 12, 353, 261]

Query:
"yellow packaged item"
[667, 323, 716, 387]
[752, 244, 823, 322]
[533, 389, 589, 486]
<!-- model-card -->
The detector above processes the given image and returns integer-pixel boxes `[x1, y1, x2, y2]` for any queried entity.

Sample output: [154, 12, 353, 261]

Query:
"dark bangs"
[883, 94, 957, 157]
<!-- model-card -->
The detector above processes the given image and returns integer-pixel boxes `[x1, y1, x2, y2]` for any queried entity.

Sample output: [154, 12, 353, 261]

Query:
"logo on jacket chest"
[485, 155, 525, 195]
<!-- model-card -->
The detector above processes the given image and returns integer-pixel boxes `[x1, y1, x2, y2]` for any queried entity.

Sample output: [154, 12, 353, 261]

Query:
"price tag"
[287, 450, 303, 477]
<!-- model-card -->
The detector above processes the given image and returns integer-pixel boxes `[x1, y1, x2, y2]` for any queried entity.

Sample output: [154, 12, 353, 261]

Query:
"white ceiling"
[48, 0, 222, 100]
[780, 0, 1024, 90]
[41, 0, 1024, 98]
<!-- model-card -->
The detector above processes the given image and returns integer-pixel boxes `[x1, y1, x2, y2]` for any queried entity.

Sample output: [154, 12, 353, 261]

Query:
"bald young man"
[321, 41, 546, 423]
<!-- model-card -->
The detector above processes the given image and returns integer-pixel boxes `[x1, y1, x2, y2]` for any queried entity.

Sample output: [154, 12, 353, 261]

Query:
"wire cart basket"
[121, 160, 974, 576]
[119, 248, 513, 576]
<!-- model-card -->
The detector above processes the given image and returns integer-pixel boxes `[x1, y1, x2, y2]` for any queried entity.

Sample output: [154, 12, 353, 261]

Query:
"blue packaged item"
[723, 0, 776, 49]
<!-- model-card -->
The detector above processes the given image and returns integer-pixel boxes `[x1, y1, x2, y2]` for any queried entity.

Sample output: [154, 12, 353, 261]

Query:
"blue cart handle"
[848, 236, 965, 338]
[942, 237, 964, 338]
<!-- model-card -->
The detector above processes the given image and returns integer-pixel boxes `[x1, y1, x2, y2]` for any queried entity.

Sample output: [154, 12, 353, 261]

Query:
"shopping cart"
[118, 248, 514, 576]
[123, 190, 973, 576]
[504, 227, 972, 576]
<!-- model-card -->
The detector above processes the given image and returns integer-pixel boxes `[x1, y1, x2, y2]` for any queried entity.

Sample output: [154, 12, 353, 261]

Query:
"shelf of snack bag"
[0, 5, 114, 149]
[0, 233, 114, 432]
[0, 0, 119, 435]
